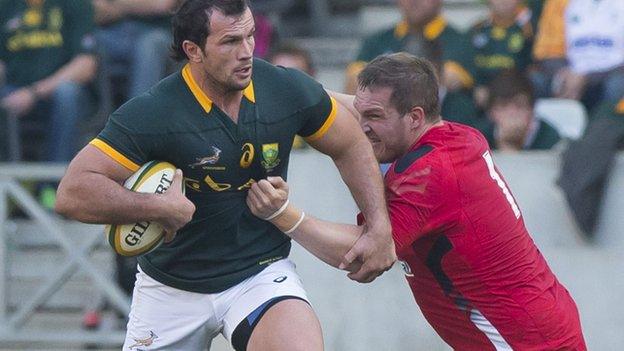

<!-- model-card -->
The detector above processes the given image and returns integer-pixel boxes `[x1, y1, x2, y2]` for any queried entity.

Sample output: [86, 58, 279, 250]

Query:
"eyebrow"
[361, 105, 384, 113]
[219, 26, 256, 40]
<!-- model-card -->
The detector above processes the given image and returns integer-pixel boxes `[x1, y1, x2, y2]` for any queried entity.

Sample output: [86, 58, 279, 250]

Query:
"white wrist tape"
[284, 211, 305, 234]
[264, 199, 290, 220]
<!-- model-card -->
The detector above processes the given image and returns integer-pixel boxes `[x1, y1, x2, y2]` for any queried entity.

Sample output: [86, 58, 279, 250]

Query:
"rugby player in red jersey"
[246, 53, 586, 350]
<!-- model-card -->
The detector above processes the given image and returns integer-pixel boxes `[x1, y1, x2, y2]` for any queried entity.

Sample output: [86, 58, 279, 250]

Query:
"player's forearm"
[31, 55, 96, 99]
[334, 135, 391, 233]
[270, 206, 363, 268]
[56, 171, 166, 225]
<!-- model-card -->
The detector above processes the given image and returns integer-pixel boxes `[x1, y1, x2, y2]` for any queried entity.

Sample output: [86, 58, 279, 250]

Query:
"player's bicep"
[307, 100, 364, 157]
[64, 144, 134, 185]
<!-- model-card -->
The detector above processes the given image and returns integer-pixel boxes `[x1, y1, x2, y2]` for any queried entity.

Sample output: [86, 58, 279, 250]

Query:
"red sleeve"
[386, 166, 438, 250]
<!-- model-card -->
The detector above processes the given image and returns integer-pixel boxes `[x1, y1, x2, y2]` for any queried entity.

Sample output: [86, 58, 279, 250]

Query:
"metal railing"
[0, 163, 128, 345]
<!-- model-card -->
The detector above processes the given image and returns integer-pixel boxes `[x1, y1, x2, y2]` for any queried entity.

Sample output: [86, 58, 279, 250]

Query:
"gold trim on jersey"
[304, 97, 338, 142]
[90, 138, 140, 172]
[423, 16, 447, 41]
[181, 64, 256, 113]
[394, 16, 447, 41]
[617, 99, 624, 114]
[243, 80, 255, 103]
[444, 60, 474, 88]
[182, 64, 213, 113]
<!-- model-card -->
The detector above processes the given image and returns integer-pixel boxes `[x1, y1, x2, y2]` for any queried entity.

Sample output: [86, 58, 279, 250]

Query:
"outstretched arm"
[307, 91, 396, 283]
[247, 177, 364, 271]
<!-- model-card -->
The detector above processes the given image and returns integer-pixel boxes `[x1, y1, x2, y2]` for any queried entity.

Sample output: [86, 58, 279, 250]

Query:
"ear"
[182, 40, 204, 63]
[406, 106, 427, 129]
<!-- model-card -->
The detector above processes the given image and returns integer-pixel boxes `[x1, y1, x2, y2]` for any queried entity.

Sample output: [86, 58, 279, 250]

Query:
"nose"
[359, 118, 370, 132]
[240, 36, 254, 60]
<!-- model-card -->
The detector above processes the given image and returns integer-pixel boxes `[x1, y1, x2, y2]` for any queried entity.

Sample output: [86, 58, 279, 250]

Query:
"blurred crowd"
[1, 0, 624, 333]
[2, 0, 623, 161]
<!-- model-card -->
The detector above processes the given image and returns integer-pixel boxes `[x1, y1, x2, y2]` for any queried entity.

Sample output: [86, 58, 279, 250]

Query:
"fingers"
[347, 267, 380, 284]
[163, 229, 175, 243]
[339, 246, 358, 270]
[267, 176, 288, 192]
[256, 179, 279, 198]
[170, 169, 183, 192]
[251, 182, 273, 208]
[246, 189, 262, 217]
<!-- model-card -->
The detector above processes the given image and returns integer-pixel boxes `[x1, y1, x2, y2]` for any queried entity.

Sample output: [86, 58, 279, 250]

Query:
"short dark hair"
[357, 53, 441, 121]
[267, 42, 315, 75]
[487, 70, 535, 110]
[171, 0, 249, 61]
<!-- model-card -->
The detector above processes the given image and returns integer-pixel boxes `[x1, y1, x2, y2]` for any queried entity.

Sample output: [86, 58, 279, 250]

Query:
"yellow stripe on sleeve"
[305, 97, 338, 142]
[89, 138, 140, 172]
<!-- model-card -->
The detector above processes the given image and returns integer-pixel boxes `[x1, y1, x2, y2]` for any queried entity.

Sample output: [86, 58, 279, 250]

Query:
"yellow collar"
[394, 15, 447, 40]
[181, 63, 255, 113]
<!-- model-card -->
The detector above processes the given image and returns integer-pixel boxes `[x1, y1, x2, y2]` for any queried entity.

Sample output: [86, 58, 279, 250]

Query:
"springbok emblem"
[189, 146, 222, 168]
[129, 331, 158, 349]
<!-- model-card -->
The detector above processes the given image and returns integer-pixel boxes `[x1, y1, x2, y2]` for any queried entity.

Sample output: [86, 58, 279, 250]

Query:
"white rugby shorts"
[122, 258, 309, 350]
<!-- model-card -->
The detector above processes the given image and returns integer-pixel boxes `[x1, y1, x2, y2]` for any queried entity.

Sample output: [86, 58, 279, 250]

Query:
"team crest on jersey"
[189, 146, 222, 168]
[261, 143, 280, 172]
[399, 260, 414, 277]
[508, 33, 524, 53]
[129, 331, 158, 349]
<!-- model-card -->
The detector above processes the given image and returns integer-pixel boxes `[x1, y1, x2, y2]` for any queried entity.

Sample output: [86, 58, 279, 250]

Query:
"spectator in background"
[252, 12, 278, 58]
[532, 0, 624, 112]
[93, 0, 180, 101]
[525, 0, 545, 29]
[558, 95, 624, 238]
[487, 70, 561, 151]
[470, 0, 535, 108]
[0, 0, 97, 205]
[268, 42, 315, 76]
[268, 42, 315, 149]
[419, 41, 484, 132]
[344, 0, 475, 95]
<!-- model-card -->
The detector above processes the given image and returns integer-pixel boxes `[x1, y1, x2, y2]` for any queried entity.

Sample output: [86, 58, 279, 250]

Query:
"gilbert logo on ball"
[105, 161, 182, 257]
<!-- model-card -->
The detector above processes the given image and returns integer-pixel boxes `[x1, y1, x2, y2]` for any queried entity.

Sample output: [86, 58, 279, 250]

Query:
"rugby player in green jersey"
[55, 0, 395, 350]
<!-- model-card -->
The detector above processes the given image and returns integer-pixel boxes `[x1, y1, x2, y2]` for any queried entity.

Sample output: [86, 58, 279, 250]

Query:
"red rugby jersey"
[361, 122, 586, 350]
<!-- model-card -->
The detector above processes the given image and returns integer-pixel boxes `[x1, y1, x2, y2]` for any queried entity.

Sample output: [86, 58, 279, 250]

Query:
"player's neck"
[190, 64, 244, 121]
[411, 119, 444, 145]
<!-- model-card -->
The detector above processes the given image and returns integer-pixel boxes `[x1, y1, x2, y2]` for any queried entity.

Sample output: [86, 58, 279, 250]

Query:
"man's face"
[488, 0, 520, 18]
[489, 94, 533, 127]
[200, 7, 255, 91]
[354, 86, 413, 163]
[271, 54, 313, 76]
[398, 0, 442, 27]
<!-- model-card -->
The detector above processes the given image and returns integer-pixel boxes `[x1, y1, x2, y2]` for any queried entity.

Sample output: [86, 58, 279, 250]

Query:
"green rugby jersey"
[529, 119, 561, 150]
[91, 58, 337, 293]
[469, 7, 534, 86]
[347, 16, 476, 89]
[0, 0, 96, 87]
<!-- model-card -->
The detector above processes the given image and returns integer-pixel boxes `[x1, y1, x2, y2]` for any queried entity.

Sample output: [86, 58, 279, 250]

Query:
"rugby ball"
[105, 161, 181, 257]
